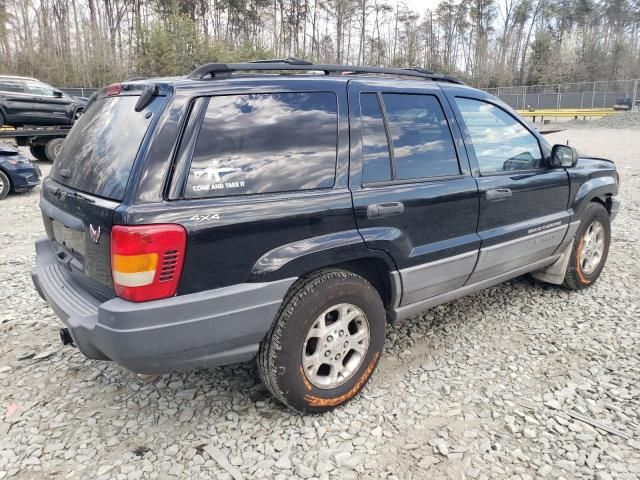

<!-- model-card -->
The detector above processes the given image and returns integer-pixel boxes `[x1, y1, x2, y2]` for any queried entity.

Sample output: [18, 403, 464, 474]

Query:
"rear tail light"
[106, 83, 122, 96]
[111, 224, 186, 302]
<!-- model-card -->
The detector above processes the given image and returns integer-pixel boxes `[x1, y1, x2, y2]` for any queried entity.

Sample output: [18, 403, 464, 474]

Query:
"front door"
[23, 80, 71, 125]
[447, 93, 571, 283]
[348, 80, 480, 306]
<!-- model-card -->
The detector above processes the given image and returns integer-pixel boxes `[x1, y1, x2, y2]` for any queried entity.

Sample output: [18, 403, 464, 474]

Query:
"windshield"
[51, 95, 163, 200]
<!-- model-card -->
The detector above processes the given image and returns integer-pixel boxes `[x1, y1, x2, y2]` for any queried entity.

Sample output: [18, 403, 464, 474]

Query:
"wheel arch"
[250, 230, 400, 316]
[0, 165, 13, 191]
[588, 194, 613, 215]
[573, 176, 617, 219]
[322, 257, 398, 313]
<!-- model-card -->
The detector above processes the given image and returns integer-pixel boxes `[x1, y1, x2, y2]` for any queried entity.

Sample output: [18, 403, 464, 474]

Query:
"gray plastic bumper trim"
[399, 250, 478, 306]
[390, 254, 560, 323]
[32, 238, 295, 374]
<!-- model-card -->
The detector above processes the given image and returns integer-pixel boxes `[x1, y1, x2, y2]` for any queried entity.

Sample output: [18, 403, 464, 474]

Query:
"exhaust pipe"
[59, 328, 74, 346]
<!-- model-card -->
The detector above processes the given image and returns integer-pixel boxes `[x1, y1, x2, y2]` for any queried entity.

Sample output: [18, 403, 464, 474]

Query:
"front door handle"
[367, 201, 405, 219]
[486, 188, 512, 202]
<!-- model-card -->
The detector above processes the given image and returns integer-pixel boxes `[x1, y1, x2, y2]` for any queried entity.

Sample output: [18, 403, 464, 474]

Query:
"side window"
[25, 81, 56, 97]
[185, 92, 337, 198]
[382, 93, 460, 180]
[360, 93, 391, 183]
[455, 97, 543, 174]
[0, 80, 25, 94]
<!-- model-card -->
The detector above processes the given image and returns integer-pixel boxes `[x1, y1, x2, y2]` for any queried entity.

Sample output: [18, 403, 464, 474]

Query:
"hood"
[0, 143, 19, 155]
[578, 155, 615, 165]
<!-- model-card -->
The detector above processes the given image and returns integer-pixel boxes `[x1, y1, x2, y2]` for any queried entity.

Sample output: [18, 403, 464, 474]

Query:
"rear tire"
[0, 170, 11, 199]
[258, 269, 386, 413]
[563, 202, 611, 290]
[29, 145, 48, 162]
[44, 137, 65, 162]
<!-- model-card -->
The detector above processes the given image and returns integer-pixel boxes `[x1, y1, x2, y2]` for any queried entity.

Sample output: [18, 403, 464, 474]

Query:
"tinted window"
[360, 93, 392, 183]
[0, 80, 25, 93]
[456, 98, 543, 174]
[382, 93, 459, 180]
[185, 92, 337, 198]
[51, 96, 163, 200]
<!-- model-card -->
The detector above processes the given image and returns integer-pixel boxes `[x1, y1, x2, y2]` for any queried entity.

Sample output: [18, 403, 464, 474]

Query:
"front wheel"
[0, 170, 11, 199]
[258, 269, 386, 413]
[563, 202, 611, 289]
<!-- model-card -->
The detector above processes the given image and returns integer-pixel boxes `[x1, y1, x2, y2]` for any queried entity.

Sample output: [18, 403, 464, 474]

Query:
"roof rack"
[186, 58, 463, 84]
[248, 57, 314, 66]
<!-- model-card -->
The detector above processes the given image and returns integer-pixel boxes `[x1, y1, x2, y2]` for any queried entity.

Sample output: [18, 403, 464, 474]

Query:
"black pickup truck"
[32, 60, 620, 413]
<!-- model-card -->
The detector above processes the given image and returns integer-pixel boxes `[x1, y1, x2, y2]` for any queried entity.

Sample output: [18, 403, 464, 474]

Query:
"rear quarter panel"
[122, 78, 371, 294]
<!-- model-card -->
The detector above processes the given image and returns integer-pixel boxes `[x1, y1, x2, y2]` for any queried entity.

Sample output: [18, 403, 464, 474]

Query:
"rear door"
[0, 78, 30, 123]
[163, 86, 356, 295]
[445, 90, 571, 283]
[348, 80, 480, 306]
[41, 91, 166, 298]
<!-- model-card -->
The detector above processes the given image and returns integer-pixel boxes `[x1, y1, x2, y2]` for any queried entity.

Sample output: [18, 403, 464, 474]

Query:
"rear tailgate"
[40, 180, 120, 299]
[40, 87, 167, 299]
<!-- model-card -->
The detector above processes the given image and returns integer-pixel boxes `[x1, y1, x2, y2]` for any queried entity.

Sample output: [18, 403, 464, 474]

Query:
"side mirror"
[551, 144, 578, 168]
[53, 90, 64, 98]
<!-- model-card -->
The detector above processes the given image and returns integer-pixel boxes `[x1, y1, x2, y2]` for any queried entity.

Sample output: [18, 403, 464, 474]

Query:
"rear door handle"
[367, 201, 405, 219]
[486, 188, 512, 202]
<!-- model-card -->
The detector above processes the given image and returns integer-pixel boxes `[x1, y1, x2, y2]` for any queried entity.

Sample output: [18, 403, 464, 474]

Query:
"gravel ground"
[547, 111, 640, 129]
[1, 128, 639, 480]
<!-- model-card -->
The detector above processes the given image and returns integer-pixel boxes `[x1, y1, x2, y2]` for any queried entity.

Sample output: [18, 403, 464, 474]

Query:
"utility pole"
[633, 79, 638, 112]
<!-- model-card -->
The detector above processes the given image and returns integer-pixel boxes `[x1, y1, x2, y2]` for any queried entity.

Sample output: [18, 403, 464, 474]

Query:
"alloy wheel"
[579, 220, 606, 275]
[302, 303, 370, 389]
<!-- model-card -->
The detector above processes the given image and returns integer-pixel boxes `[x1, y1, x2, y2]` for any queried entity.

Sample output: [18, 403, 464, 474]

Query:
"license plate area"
[51, 219, 86, 262]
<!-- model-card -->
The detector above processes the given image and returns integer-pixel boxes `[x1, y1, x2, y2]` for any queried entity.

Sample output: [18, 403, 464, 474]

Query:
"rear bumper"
[32, 238, 295, 374]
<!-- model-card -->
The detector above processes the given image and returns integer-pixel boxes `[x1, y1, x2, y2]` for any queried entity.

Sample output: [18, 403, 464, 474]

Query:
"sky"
[402, 0, 445, 13]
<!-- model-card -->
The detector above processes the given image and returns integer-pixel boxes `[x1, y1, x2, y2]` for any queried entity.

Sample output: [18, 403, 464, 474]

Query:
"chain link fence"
[483, 79, 640, 110]
[60, 87, 99, 98]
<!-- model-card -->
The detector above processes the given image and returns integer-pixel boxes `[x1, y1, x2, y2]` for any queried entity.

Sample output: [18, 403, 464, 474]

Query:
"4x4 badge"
[89, 224, 101, 244]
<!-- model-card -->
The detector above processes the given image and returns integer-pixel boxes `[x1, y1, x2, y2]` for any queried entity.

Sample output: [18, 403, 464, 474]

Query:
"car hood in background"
[0, 143, 19, 155]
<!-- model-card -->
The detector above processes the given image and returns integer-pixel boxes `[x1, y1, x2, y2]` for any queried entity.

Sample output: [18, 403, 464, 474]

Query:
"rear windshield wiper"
[63, 190, 95, 204]
[54, 188, 95, 204]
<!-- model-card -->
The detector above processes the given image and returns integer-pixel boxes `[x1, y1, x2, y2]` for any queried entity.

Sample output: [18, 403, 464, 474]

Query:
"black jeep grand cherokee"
[32, 60, 620, 413]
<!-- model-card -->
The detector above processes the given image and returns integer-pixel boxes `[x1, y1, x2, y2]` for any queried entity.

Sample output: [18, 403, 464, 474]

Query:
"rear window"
[0, 79, 25, 93]
[51, 95, 162, 201]
[185, 92, 337, 198]
[381, 93, 460, 179]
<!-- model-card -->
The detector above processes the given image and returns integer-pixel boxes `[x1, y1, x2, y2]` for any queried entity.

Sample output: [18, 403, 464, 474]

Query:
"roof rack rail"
[249, 57, 314, 66]
[406, 67, 435, 75]
[186, 61, 463, 84]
